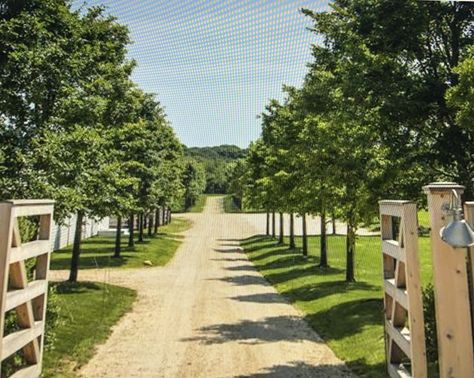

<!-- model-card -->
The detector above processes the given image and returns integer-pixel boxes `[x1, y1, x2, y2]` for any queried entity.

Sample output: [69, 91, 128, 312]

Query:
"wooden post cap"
[423, 182, 464, 194]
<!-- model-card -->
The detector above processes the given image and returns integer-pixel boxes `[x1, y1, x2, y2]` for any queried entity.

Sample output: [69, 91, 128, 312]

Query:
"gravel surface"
[51, 196, 355, 377]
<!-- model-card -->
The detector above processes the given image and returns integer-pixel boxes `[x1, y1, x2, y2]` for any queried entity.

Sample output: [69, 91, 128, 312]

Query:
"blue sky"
[73, 0, 329, 148]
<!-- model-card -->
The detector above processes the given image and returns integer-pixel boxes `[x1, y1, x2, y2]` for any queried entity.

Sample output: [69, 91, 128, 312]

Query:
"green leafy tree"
[181, 159, 206, 210]
[226, 159, 247, 210]
[303, 1, 474, 194]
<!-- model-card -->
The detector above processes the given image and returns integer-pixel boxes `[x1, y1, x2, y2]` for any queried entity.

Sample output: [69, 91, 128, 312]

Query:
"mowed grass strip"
[50, 217, 192, 270]
[242, 234, 432, 378]
[43, 282, 136, 377]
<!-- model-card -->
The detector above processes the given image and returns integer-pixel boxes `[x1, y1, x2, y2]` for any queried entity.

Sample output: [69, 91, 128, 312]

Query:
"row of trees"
[0, 0, 205, 282]
[234, 0, 474, 281]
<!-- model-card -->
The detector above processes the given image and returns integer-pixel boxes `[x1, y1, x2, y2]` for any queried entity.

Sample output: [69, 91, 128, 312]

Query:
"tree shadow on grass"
[238, 361, 354, 377]
[244, 246, 294, 262]
[282, 280, 380, 303]
[181, 315, 320, 345]
[346, 359, 386, 378]
[52, 281, 102, 294]
[304, 298, 383, 343]
[50, 254, 131, 270]
[244, 242, 284, 253]
[263, 264, 343, 286]
[218, 235, 268, 244]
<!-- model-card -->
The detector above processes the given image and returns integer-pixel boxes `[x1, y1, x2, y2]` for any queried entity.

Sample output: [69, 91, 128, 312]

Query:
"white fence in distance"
[51, 215, 109, 251]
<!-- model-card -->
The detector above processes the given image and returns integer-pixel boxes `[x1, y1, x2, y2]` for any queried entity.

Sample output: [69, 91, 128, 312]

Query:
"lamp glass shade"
[440, 219, 474, 248]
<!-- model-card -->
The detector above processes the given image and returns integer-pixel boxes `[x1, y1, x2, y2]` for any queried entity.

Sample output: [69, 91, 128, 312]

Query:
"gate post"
[424, 183, 474, 378]
[0, 200, 55, 378]
[379, 200, 426, 377]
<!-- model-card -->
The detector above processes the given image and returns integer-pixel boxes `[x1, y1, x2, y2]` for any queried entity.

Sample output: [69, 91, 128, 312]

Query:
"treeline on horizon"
[184, 144, 247, 194]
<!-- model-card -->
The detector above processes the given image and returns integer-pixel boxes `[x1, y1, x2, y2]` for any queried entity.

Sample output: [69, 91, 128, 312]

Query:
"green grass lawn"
[241, 234, 433, 377]
[43, 281, 136, 377]
[418, 209, 430, 228]
[50, 217, 192, 270]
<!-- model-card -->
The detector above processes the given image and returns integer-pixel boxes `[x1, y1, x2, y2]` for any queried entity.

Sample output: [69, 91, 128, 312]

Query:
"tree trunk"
[168, 208, 171, 224]
[302, 213, 308, 257]
[138, 213, 144, 242]
[266, 211, 270, 236]
[128, 214, 135, 248]
[289, 213, 295, 249]
[154, 208, 160, 234]
[162, 206, 166, 225]
[143, 213, 147, 230]
[148, 213, 153, 237]
[320, 210, 328, 267]
[346, 220, 356, 282]
[332, 212, 336, 235]
[272, 211, 276, 238]
[114, 216, 122, 258]
[68, 211, 84, 282]
[278, 212, 284, 245]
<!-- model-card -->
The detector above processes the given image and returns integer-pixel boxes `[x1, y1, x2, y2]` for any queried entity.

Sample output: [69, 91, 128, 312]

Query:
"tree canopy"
[0, 0, 205, 281]
[235, 0, 474, 281]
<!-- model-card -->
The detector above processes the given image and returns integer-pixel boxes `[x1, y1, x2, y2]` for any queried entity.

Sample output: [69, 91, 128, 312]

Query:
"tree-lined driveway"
[54, 196, 353, 377]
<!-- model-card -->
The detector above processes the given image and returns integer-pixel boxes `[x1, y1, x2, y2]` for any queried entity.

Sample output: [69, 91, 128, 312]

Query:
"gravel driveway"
[51, 196, 354, 377]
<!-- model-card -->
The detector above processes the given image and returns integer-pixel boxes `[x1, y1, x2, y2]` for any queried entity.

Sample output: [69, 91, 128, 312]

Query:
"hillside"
[184, 145, 247, 193]
[185, 145, 247, 161]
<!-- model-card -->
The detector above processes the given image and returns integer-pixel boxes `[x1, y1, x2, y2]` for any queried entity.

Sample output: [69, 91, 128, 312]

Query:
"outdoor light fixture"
[440, 189, 474, 248]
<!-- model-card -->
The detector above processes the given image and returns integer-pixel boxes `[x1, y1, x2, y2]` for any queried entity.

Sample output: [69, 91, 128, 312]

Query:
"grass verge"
[50, 217, 192, 270]
[241, 234, 432, 377]
[43, 281, 136, 377]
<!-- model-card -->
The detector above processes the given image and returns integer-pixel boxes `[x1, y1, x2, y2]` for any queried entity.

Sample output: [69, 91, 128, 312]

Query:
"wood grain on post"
[463, 201, 474, 336]
[0, 202, 14, 369]
[424, 183, 474, 378]
[0, 200, 54, 377]
[402, 203, 426, 378]
[379, 200, 427, 378]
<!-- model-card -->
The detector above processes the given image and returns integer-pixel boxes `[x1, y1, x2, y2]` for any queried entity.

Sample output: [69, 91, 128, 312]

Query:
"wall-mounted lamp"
[440, 189, 474, 248]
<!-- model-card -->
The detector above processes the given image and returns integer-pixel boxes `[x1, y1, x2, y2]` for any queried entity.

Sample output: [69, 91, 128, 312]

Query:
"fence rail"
[0, 200, 54, 378]
[379, 200, 426, 378]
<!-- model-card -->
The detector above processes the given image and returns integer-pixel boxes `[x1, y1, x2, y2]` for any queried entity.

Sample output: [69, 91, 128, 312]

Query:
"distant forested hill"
[184, 145, 247, 193]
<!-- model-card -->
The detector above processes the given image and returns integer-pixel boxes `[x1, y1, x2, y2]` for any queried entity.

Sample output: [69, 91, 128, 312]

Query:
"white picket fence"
[51, 214, 109, 250]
